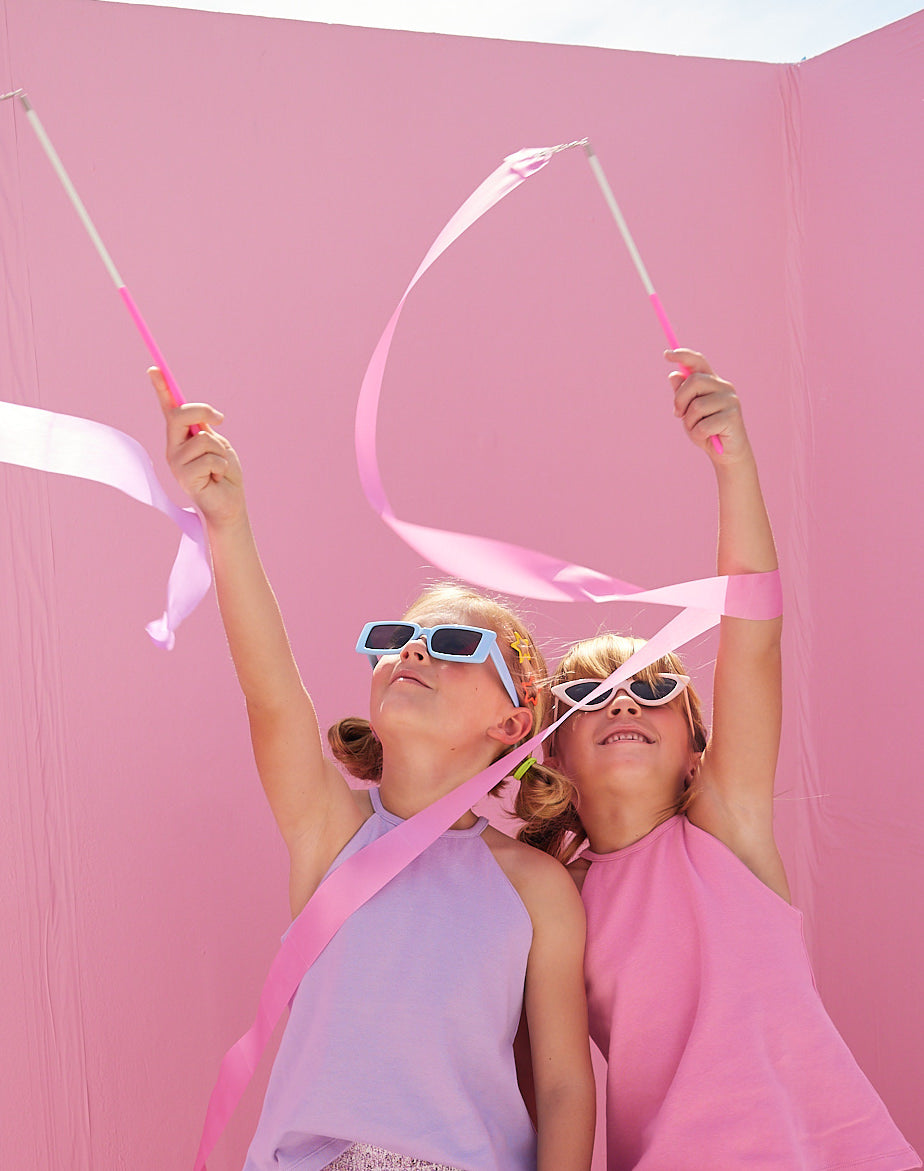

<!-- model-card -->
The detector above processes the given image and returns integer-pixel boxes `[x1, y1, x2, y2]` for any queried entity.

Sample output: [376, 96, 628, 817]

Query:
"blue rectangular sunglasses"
[356, 621, 521, 708]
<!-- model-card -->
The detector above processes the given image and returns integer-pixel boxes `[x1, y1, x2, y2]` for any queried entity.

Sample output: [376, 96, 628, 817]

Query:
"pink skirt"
[325, 1145, 462, 1171]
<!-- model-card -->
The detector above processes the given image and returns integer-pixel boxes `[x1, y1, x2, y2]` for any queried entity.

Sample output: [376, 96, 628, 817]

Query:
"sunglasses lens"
[429, 627, 484, 658]
[364, 623, 416, 652]
[566, 680, 613, 707]
[630, 676, 680, 703]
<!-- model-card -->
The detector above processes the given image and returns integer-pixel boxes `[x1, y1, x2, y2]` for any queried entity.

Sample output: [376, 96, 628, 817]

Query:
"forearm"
[207, 511, 306, 709]
[703, 388, 783, 819]
[715, 446, 778, 576]
[536, 1080, 595, 1171]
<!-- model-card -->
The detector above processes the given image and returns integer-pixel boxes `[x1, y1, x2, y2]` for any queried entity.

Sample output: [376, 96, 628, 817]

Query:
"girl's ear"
[487, 706, 534, 746]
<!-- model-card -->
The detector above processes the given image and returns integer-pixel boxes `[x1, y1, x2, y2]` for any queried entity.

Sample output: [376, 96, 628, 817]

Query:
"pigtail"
[514, 759, 588, 864]
[327, 716, 383, 782]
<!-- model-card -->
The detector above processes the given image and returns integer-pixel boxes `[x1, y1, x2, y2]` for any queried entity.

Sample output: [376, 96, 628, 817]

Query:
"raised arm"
[667, 350, 788, 899]
[150, 370, 365, 914]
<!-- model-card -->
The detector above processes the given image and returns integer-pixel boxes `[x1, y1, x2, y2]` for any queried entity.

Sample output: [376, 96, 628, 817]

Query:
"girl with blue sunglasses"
[517, 349, 919, 1171]
[150, 370, 595, 1171]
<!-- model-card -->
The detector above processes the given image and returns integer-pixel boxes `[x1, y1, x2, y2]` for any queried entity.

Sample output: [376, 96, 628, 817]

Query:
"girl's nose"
[400, 637, 428, 662]
[608, 688, 639, 716]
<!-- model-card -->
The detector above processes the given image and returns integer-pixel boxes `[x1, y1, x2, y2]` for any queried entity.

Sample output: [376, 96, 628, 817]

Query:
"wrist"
[712, 440, 757, 476]
[204, 505, 252, 542]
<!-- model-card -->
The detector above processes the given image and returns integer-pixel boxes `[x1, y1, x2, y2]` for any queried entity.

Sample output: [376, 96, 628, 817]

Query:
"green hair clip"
[512, 756, 537, 781]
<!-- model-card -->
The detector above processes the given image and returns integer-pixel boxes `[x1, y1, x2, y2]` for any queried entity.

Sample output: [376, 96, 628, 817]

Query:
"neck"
[580, 786, 679, 854]
[378, 739, 495, 828]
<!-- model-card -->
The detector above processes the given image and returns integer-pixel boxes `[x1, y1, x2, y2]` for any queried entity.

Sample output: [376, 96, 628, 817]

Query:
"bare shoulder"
[287, 777, 377, 917]
[686, 788, 791, 902]
[481, 825, 585, 924]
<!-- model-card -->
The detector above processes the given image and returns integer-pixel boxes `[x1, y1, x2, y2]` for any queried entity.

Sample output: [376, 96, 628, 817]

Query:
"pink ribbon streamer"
[0, 400, 211, 648]
[192, 146, 782, 1168]
[356, 146, 779, 618]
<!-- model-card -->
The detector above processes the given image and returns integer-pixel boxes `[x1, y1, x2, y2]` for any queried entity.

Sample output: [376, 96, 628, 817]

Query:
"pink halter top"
[581, 815, 919, 1171]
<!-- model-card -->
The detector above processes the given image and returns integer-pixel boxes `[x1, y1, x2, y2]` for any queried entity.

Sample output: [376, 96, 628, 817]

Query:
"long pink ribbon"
[192, 146, 781, 1168]
[0, 401, 211, 648]
[356, 145, 778, 618]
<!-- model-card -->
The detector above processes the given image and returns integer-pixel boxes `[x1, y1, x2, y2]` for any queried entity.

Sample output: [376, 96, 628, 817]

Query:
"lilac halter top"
[243, 787, 537, 1171]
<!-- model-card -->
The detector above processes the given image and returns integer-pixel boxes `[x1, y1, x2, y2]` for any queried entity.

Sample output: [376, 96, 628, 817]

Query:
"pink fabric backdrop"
[0, 1, 920, 1166]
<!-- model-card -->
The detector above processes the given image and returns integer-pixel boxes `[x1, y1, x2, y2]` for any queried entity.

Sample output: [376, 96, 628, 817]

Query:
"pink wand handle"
[119, 287, 184, 405]
[582, 142, 723, 455]
[9, 93, 200, 435]
[650, 293, 723, 455]
[119, 287, 200, 434]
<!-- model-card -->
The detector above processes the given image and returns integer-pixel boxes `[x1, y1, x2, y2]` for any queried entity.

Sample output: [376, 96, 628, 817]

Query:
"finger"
[149, 368, 224, 443]
[664, 348, 715, 376]
[689, 410, 733, 448]
[673, 374, 733, 419]
[667, 370, 685, 400]
[148, 366, 178, 414]
[167, 404, 224, 449]
[684, 395, 721, 434]
[174, 429, 232, 467]
[682, 387, 739, 434]
[182, 452, 232, 495]
[148, 366, 225, 428]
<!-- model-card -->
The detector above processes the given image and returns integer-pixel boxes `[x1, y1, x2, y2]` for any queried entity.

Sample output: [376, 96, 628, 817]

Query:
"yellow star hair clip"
[510, 633, 532, 665]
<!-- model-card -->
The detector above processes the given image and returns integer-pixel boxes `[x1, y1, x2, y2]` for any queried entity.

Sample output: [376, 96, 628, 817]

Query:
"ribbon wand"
[583, 140, 723, 453]
[2, 88, 196, 428]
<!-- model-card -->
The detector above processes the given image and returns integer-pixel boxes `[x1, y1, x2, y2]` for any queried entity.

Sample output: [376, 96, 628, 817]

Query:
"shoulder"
[686, 791, 792, 902]
[287, 780, 377, 917]
[482, 825, 586, 929]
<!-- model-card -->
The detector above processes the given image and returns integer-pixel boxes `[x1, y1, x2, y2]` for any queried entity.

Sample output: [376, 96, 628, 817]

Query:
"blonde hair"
[517, 633, 708, 863]
[327, 582, 573, 808]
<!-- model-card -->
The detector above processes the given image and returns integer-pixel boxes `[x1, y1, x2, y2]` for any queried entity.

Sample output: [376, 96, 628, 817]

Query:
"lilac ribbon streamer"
[192, 146, 782, 1169]
[0, 400, 211, 648]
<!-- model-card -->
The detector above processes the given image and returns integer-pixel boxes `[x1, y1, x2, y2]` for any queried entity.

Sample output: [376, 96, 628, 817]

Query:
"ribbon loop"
[0, 400, 212, 648]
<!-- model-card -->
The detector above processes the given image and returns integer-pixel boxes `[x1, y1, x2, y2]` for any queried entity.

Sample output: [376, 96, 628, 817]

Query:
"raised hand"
[666, 349, 751, 462]
[149, 366, 244, 526]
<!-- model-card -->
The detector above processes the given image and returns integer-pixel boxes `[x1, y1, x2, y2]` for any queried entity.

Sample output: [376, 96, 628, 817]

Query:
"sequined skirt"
[326, 1144, 462, 1171]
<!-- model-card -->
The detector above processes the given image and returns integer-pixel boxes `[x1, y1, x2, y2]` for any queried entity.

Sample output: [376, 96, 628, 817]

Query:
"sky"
[95, 0, 922, 62]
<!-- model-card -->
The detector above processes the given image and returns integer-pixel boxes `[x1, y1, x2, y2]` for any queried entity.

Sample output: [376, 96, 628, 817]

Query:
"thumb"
[664, 348, 714, 376]
[148, 366, 176, 416]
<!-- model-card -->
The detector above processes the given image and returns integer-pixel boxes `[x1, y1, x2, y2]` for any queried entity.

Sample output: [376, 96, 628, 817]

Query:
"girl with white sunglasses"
[518, 349, 919, 1171]
[150, 370, 595, 1171]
